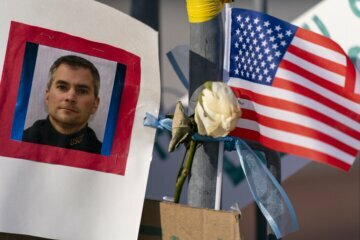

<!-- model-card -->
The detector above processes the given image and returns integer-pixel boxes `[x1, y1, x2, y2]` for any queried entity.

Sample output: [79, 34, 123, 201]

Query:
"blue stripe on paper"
[11, 42, 39, 141]
[101, 63, 126, 156]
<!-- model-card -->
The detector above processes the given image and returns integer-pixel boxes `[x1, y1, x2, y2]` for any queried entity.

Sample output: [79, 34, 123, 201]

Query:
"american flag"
[224, 8, 360, 170]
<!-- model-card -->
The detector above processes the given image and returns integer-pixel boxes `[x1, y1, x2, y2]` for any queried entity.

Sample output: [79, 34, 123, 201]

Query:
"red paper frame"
[0, 22, 141, 175]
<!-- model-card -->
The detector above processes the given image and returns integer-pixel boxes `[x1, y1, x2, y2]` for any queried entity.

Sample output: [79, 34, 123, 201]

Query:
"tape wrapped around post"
[186, 0, 233, 23]
[144, 113, 299, 238]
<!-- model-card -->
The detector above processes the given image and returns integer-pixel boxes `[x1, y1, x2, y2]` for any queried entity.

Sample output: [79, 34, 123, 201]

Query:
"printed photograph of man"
[22, 55, 102, 154]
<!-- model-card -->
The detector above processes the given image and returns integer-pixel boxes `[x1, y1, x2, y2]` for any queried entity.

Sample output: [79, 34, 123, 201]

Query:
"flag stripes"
[230, 80, 360, 132]
[231, 125, 352, 170]
[283, 52, 344, 86]
[286, 45, 346, 76]
[239, 102, 359, 153]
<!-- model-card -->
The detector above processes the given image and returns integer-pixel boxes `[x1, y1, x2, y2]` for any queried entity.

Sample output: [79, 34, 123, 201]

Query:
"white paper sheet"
[0, 0, 160, 239]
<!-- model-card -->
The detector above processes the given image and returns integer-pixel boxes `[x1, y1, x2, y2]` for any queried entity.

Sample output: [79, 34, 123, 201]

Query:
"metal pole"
[254, 0, 268, 13]
[187, 14, 224, 208]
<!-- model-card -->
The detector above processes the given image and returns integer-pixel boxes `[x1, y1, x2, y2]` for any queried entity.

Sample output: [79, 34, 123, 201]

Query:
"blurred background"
[96, 1, 359, 239]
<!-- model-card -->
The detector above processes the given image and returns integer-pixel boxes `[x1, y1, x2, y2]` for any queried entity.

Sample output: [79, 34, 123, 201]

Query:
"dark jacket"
[22, 118, 102, 154]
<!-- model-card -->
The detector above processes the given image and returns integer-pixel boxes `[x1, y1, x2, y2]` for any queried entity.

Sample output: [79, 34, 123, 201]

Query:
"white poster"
[0, 0, 160, 239]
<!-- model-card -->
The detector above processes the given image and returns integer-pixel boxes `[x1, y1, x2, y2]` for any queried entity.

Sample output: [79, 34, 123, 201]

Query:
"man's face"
[45, 63, 99, 134]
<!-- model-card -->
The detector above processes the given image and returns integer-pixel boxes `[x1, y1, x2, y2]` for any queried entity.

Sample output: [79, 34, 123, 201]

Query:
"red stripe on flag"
[295, 28, 344, 54]
[230, 127, 260, 142]
[344, 56, 357, 94]
[241, 109, 358, 155]
[287, 44, 346, 76]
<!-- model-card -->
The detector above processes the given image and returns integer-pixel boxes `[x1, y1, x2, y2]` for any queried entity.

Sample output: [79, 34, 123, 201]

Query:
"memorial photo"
[0, 21, 141, 174]
[22, 55, 102, 154]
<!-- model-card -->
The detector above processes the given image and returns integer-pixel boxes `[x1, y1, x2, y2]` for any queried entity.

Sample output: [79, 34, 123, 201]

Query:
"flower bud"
[194, 81, 241, 137]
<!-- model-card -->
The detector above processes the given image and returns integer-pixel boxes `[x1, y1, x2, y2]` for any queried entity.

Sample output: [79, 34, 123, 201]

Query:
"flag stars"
[266, 28, 273, 35]
[275, 51, 281, 57]
[253, 39, 258, 45]
[280, 40, 287, 47]
[261, 61, 266, 67]
[258, 53, 264, 60]
[259, 33, 265, 39]
[239, 36, 243, 42]
[241, 57, 245, 63]
[240, 23, 245, 29]
[246, 72, 250, 78]
[272, 43, 278, 50]
[247, 24, 253, 30]
[256, 25, 262, 32]
[249, 45, 253, 51]
[237, 15, 242, 21]
[266, 76, 272, 82]
[258, 74, 263, 81]
[245, 16, 250, 22]
[264, 48, 271, 54]
[234, 42, 239, 48]
[261, 40, 268, 47]
[256, 67, 260, 73]
[255, 46, 261, 52]
[243, 30, 248, 36]
[234, 68, 239, 75]
[236, 28, 241, 35]
[269, 62, 276, 69]
[267, 55, 274, 62]
[263, 68, 269, 75]
[250, 31, 256, 37]
[234, 56, 239, 61]
[249, 65, 254, 72]
[277, 33, 284, 39]
[253, 59, 258, 65]
[269, 36, 276, 42]
[251, 52, 255, 58]
[242, 43, 247, 49]
[239, 49, 243, 55]
[245, 51, 250, 57]
[275, 25, 282, 31]
[264, 21, 270, 27]
[247, 58, 251, 64]
[252, 73, 256, 79]
[246, 37, 251, 43]
[254, 17, 260, 24]
[286, 30, 293, 36]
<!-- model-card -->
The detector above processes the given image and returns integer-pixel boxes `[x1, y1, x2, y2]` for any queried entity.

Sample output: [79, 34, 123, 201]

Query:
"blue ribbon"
[144, 113, 299, 239]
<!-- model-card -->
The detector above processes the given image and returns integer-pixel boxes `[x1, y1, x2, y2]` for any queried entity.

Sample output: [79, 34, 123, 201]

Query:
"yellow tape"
[186, 0, 232, 23]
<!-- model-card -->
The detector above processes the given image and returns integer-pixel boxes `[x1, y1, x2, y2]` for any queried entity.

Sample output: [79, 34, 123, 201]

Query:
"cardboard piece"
[0, 199, 241, 240]
[139, 200, 242, 240]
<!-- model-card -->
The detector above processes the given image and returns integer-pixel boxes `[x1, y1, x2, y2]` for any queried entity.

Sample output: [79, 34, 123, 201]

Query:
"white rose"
[194, 81, 241, 138]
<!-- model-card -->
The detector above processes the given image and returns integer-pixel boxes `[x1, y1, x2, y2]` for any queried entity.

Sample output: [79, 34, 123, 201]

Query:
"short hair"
[47, 55, 100, 97]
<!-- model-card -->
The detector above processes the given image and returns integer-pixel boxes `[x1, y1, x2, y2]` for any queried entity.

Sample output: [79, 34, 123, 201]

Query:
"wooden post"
[187, 14, 224, 208]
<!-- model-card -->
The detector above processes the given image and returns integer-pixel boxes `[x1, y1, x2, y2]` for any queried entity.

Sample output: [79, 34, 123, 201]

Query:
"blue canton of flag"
[229, 8, 297, 85]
